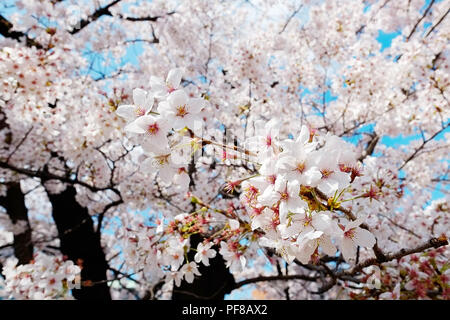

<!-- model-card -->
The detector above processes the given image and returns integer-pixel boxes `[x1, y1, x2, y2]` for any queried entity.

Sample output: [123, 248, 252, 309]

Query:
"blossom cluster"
[353, 247, 450, 300]
[240, 122, 375, 264]
[2, 253, 81, 300]
[117, 68, 379, 281]
[122, 207, 257, 288]
[116, 68, 206, 189]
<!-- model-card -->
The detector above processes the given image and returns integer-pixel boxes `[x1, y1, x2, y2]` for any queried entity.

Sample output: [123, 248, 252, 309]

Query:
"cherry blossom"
[194, 242, 217, 266]
[338, 217, 377, 262]
[181, 262, 201, 283]
[116, 88, 154, 124]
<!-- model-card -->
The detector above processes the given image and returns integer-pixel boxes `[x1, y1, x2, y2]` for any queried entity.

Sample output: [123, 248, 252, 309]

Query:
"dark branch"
[358, 134, 379, 162]
[406, 0, 435, 41]
[399, 122, 449, 170]
[279, 4, 303, 34]
[425, 6, 450, 37]
[0, 160, 120, 196]
[0, 14, 43, 49]
[233, 274, 318, 290]
[343, 237, 448, 276]
[0, 182, 34, 265]
[70, 0, 122, 35]
[118, 11, 175, 21]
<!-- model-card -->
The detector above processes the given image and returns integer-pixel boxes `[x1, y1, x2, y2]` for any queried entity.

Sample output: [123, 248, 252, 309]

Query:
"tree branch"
[425, 6, 450, 37]
[398, 122, 449, 170]
[0, 14, 43, 48]
[358, 134, 379, 162]
[118, 11, 175, 21]
[70, 0, 122, 35]
[0, 160, 120, 196]
[406, 0, 435, 41]
[233, 274, 318, 290]
[343, 237, 448, 276]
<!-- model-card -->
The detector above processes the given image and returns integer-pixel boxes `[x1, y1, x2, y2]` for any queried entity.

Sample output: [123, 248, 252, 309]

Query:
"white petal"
[150, 76, 166, 98]
[157, 101, 171, 113]
[166, 68, 183, 89]
[188, 98, 204, 114]
[295, 251, 310, 264]
[274, 176, 287, 192]
[319, 235, 337, 256]
[353, 228, 376, 248]
[240, 255, 246, 269]
[340, 237, 356, 262]
[207, 249, 216, 258]
[202, 257, 210, 266]
[312, 213, 332, 232]
[332, 171, 351, 189]
[168, 89, 188, 108]
[287, 196, 307, 213]
[133, 88, 147, 107]
[174, 275, 182, 287]
[346, 216, 365, 230]
[144, 94, 154, 112]
[173, 172, 190, 190]
[318, 179, 339, 196]
[298, 125, 310, 145]
[303, 168, 322, 186]
[159, 166, 175, 184]
[124, 120, 145, 134]
[116, 105, 136, 121]
[258, 188, 279, 206]
[279, 201, 289, 223]
[135, 114, 156, 130]
[296, 225, 315, 243]
[287, 180, 300, 196]
[280, 221, 303, 238]
[185, 272, 194, 283]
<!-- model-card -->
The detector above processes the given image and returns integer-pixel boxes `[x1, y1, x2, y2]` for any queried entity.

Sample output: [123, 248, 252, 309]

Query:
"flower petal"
[319, 235, 337, 256]
[168, 89, 188, 108]
[340, 237, 356, 262]
[166, 68, 183, 89]
[133, 88, 147, 107]
[124, 120, 145, 134]
[116, 105, 136, 121]
[353, 227, 376, 248]
[188, 98, 204, 114]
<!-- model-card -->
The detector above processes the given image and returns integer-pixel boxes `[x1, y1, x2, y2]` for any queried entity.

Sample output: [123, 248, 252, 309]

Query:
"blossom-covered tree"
[0, 0, 449, 300]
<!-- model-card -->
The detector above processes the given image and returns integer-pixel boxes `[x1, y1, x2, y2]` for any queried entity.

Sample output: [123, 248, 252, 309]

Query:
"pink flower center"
[267, 175, 276, 185]
[266, 135, 272, 147]
[176, 105, 188, 117]
[295, 162, 306, 173]
[280, 192, 289, 201]
[135, 107, 145, 117]
[147, 123, 159, 135]
[321, 169, 333, 179]
[344, 228, 355, 239]
[154, 154, 170, 166]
